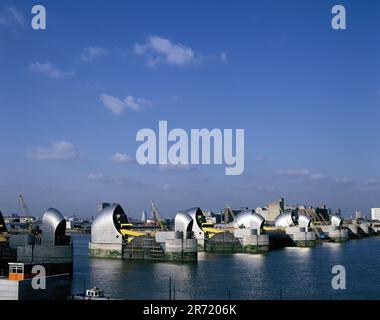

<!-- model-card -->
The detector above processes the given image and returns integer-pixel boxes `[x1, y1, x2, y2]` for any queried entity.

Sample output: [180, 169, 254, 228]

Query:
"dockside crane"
[224, 205, 235, 223]
[227, 205, 235, 219]
[150, 200, 164, 230]
[18, 195, 30, 216]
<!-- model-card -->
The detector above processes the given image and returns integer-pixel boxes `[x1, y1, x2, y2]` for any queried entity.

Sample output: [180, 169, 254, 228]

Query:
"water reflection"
[71, 234, 380, 300]
[150, 262, 198, 299]
[284, 246, 312, 256]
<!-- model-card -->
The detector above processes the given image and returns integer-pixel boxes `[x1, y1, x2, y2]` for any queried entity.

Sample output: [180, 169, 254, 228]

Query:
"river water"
[71, 234, 380, 300]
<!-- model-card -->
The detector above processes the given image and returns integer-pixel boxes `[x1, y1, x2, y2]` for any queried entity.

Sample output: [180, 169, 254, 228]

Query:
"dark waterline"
[71, 234, 380, 300]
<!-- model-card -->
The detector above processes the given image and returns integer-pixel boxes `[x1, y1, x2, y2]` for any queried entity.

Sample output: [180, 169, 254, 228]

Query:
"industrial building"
[371, 208, 380, 221]
[0, 208, 73, 300]
[8, 208, 73, 275]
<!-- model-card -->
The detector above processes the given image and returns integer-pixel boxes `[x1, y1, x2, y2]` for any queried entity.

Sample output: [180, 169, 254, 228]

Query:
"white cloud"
[274, 168, 326, 181]
[29, 62, 74, 79]
[134, 36, 198, 67]
[161, 184, 174, 192]
[332, 177, 351, 184]
[80, 47, 107, 62]
[256, 186, 275, 192]
[274, 169, 311, 177]
[159, 164, 194, 171]
[110, 153, 134, 163]
[134, 35, 228, 67]
[100, 94, 152, 115]
[359, 179, 380, 191]
[87, 173, 143, 187]
[99, 94, 125, 114]
[0, 7, 26, 28]
[88, 173, 104, 181]
[365, 179, 380, 186]
[273, 168, 353, 189]
[220, 52, 228, 63]
[27, 141, 79, 160]
[310, 173, 326, 180]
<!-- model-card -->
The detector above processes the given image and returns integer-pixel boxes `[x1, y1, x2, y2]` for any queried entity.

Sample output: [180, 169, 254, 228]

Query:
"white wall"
[371, 208, 380, 221]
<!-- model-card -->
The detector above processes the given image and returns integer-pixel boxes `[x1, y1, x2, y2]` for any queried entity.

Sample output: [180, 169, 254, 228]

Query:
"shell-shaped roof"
[91, 204, 126, 244]
[41, 208, 66, 245]
[331, 214, 343, 227]
[174, 211, 194, 234]
[298, 214, 312, 229]
[275, 211, 298, 228]
[185, 208, 205, 228]
[233, 209, 265, 230]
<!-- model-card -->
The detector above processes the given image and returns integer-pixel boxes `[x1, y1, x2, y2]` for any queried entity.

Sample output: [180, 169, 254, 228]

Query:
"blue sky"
[0, 0, 379, 218]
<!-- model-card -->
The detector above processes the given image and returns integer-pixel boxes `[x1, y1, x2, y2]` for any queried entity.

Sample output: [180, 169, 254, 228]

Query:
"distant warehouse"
[371, 208, 380, 221]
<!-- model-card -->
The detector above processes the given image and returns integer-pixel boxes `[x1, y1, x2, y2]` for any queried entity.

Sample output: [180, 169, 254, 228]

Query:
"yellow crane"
[225, 204, 235, 221]
[150, 200, 164, 230]
[19, 195, 29, 216]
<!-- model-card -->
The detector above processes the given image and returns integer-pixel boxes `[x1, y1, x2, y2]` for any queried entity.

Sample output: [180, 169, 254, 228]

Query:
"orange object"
[8, 273, 24, 281]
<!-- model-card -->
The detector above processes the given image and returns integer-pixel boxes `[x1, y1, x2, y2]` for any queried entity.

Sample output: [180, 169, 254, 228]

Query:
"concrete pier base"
[233, 229, 270, 253]
[89, 242, 123, 258]
[197, 239, 205, 251]
[241, 235, 270, 253]
[164, 239, 198, 261]
[156, 231, 198, 262]
[285, 227, 316, 247]
[204, 232, 243, 252]
[321, 226, 349, 242]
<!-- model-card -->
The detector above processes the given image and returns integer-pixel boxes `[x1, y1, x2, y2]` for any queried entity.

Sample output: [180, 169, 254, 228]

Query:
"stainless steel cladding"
[275, 211, 298, 228]
[41, 208, 66, 245]
[91, 204, 126, 244]
[185, 207, 206, 238]
[174, 211, 194, 234]
[298, 214, 312, 229]
[233, 210, 265, 230]
[331, 214, 343, 227]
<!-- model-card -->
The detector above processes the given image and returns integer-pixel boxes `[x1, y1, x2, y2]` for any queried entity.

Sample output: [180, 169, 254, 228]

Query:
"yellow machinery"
[119, 223, 145, 243]
[263, 226, 278, 231]
[201, 223, 224, 238]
